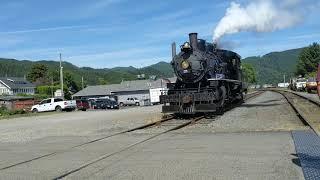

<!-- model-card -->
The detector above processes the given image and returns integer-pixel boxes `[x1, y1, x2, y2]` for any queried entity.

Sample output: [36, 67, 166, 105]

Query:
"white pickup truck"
[31, 98, 76, 113]
[119, 97, 140, 106]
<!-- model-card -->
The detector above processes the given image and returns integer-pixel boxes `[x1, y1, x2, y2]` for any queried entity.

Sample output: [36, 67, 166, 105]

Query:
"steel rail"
[0, 115, 175, 170]
[273, 90, 320, 136]
[52, 116, 205, 180]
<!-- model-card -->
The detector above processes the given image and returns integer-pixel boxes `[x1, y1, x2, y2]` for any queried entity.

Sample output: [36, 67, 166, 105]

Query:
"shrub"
[0, 106, 27, 116]
[36, 85, 60, 95]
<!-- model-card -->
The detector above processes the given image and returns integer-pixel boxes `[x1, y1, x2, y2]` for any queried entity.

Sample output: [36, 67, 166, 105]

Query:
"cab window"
[41, 99, 51, 104]
[54, 98, 63, 102]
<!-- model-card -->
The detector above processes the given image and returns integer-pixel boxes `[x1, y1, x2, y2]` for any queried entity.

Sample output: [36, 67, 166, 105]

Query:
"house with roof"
[72, 77, 176, 105]
[0, 77, 36, 95]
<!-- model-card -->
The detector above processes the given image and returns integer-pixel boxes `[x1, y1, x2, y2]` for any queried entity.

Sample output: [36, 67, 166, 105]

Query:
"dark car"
[76, 99, 89, 111]
[104, 99, 119, 109]
[94, 100, 107, 109]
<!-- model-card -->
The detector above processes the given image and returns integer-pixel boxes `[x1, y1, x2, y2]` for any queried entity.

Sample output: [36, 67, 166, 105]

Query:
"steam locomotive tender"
[160, 33, 245, 114]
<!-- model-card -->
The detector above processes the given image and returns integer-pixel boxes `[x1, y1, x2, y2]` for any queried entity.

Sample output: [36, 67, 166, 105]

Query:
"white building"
[277, 82, 289, 88]
[72, 77, 176, 105]
[0, 77, 36, 95]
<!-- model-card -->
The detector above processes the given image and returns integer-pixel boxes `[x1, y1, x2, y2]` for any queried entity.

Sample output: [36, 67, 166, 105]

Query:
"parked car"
[119, 97, 140, 106]
[293, 78, 307, 91]
[306, 77, 317, 93]
[93, 100, 107, 109]
[76, 99, 89, 111]
[103, 99, 119, 109]
[31, 98, 76, 113]
[317, 64, 320, 98]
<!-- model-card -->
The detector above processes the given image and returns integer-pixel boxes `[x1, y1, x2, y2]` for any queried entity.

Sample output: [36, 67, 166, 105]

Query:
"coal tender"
[160, 33, 246, 115]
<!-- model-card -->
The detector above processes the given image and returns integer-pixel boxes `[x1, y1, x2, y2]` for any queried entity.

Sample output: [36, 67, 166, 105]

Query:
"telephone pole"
[60, 53, 64, 99]
[81, 76, 84, 89]
[51, 77, 54, 98]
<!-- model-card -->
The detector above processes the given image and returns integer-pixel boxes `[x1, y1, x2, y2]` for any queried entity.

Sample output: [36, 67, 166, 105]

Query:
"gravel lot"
[0, 106, 163, 143]
[0, 91, 307, 179]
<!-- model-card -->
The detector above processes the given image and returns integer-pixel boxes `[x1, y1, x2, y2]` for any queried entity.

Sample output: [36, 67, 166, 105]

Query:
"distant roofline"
[0, 77, 35, 89]
[0, 79, 11, 89]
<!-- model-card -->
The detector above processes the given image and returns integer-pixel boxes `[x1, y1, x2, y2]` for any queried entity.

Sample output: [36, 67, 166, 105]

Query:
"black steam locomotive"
[160, 33, 245, 115]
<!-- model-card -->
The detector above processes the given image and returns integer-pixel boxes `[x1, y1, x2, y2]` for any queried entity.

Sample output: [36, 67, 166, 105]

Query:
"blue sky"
[0, 0, 319, 68]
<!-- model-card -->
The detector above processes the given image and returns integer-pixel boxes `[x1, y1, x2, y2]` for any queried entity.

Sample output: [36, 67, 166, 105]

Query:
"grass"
[0, 111, 60, 121]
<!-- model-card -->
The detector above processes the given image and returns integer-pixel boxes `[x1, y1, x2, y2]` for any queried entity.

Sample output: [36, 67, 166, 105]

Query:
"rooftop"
[73, 77, 176, 97]
[0, 77, 35, 89]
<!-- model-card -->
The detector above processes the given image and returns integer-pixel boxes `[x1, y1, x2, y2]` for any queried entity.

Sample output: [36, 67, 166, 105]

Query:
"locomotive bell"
[181, 42, 191, 52]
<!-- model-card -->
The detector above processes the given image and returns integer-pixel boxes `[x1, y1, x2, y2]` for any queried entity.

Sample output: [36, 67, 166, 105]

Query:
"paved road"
[0, 91, 307, 179]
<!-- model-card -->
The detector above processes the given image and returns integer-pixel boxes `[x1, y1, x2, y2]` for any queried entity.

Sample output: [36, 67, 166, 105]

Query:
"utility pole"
[283, 74, 286, 84]
[81, 76, 84, 89]
[51, 77, 54, 98]
[60, 53, 64, 99]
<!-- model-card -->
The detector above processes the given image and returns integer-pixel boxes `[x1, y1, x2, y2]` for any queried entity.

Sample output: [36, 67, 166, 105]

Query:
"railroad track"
[0, 115, 175, 171]
[53, 92, 266, 179]
[0, 91, 265, 178]
[285, 90, 320, 106]
[244, 90, 265, 100]
[273, 90, 320, 136]
[0, 115, 205, 178]
[52, 116, 204, 179]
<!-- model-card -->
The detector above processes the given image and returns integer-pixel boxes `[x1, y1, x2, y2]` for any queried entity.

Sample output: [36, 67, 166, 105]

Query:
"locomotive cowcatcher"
[160, 33, 246, 115]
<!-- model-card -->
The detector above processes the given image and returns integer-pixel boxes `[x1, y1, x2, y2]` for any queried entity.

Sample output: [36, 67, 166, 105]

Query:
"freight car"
[160, 33, 246, 115]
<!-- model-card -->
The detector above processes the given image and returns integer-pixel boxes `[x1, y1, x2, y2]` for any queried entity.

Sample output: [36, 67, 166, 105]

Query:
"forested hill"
[0, 46, 304, 85]
[0, 59, 173, 85]
[242, 48, 304, 84]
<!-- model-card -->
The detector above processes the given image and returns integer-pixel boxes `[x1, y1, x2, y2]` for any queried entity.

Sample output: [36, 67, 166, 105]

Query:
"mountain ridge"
[0, 47, 305, 85]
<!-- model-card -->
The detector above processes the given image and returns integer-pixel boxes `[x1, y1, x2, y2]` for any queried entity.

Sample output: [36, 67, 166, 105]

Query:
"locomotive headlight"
[181, 60, 190, 69]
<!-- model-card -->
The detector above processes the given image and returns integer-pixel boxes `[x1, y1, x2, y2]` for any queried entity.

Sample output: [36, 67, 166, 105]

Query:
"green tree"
[296, 42, 320, 76]
[47, 70, 60, 83]
[242, 63, 257, 83]
[27, 64, 49, 83]
[64, 72, 79, 93]
[98, 78, 108, 85]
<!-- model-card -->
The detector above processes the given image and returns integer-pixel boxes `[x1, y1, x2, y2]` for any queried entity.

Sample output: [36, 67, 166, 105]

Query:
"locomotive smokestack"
[189, 33, 198, 50]
[171, 42, 176, 58]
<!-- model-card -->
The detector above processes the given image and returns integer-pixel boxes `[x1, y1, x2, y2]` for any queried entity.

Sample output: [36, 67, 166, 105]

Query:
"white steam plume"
[213, 0, 303, 41]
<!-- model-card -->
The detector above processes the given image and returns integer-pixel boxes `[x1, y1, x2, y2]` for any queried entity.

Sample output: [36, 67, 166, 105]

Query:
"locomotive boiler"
[160, 33, 245, 115]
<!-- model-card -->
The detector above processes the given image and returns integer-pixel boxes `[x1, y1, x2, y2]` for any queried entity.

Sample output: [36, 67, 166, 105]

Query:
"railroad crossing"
[0, 90, 319, 179]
